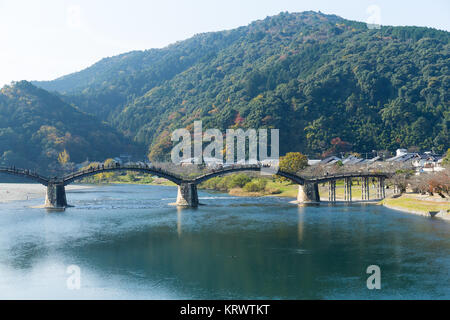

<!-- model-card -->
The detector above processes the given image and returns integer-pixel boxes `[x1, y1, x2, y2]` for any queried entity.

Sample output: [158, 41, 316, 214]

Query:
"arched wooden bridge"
[0, 164, 390, 208]
[0, 167, 50, 186]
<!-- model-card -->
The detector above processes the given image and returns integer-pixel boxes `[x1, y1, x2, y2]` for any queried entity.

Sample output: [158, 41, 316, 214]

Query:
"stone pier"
[176, 183, 199, 207]
[297, 183, 320, 203]
[328, 181, 336, 202]
[361, 177, 370, 201]
[344, 178, 352, 202]
[45, 183, 68, 208]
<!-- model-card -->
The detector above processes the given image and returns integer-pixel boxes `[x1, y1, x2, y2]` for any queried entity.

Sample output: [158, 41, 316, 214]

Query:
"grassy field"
[317, 183, 382, 200]
[265, 180, 298, 197]
[382, 195, 450, 215]
[206, 180, 379, 200]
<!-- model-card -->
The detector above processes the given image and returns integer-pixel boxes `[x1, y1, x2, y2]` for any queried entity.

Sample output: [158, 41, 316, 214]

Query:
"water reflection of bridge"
[0, 165, 389, 209]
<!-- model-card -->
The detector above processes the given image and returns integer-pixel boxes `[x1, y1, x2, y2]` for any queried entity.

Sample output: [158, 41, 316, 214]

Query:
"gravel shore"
[0, 183, 91, 203]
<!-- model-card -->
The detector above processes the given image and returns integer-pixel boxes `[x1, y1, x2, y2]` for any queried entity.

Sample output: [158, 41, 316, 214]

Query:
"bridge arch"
[0, 167, 49, 186]
[191, 165, 306, 185]
[62, 165, 185, 186]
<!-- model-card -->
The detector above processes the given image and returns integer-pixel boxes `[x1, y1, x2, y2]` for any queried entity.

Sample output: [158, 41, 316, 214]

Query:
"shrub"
[201, 176, 233, 191]
[228, 174, 252, 188]
[266, 187, 282, 194]
[243, 179, 267, 192]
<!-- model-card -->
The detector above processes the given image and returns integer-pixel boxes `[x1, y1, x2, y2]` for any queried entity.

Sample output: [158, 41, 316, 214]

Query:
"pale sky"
[0, 0, 449, 87]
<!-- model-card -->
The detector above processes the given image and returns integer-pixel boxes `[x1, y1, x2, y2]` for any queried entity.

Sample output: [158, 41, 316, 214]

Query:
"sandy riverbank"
[0, 183, 92, 203]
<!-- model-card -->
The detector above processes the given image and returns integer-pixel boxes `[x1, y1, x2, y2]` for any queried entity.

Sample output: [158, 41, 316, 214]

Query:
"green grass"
[200, 178, 381, 200]
[81, 172, 177, 186]
[265, 180, 298, 197]
[383, 196, 450, 214]
[317, 183, 385, 200]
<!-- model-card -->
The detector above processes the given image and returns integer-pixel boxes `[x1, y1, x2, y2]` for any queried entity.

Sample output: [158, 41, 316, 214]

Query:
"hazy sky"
[0, 0, 449, 87]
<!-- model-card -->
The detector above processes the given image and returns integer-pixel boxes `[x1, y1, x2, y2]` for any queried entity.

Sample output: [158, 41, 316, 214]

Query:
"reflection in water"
[177, 207, 182, 237]
[297, 206, 305, 244]
[0, 184, 449, 299]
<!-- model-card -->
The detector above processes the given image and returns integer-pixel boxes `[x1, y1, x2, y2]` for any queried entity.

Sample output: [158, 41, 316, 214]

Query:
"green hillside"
[31, 11, 450, 160]
[0, 81, 141, 173]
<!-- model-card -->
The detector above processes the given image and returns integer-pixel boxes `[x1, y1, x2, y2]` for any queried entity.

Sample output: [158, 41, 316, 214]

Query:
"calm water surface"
[0, 184, 449, 299]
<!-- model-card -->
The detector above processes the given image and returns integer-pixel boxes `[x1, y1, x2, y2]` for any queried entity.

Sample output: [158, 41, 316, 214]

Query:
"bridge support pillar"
[176, 183, 199, 207]
[377, 177, 386, 199]
[45, 183, 68, 208]
[297, 183, 320, 203]
[393, 184, 402, 195]
[361, 177, 370, 201]
[344, 178, 352, 202]
[328, 181, 336, 202]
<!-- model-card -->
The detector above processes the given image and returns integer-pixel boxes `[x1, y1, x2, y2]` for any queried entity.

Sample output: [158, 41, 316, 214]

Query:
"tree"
[58, 149, 70, 166]
[104, 158, 117, 167]
[335, 160, 344, 167]
[99, 158, 117, 180]
[279, 152, 308, 175]
[389, 169, 414, 194]
[442, 149, 450, 166]
[243, 179, 267, 192]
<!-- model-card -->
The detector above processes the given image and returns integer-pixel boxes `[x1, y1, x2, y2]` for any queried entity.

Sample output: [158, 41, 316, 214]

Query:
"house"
[360, 156, 382, 164]
[413, 153, 444, 173]
[342, 155, 364, 165]
[307, 160, 321, 165]
[386, 152, 419, 162]
[320, 156, 341, 165]
[396, 148, 408, 156]
[119, 154, 132, 163]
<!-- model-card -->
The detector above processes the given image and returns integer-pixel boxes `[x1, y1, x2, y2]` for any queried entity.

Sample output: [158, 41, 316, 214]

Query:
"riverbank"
[206, 182, 450, 222]
[111, 177, 176, 186]
[0, 183, 92, 203]
[382, 194, 450, 221]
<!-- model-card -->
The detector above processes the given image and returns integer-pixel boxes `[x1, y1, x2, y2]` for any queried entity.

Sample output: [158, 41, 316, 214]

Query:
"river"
[0, 184, 448, 299]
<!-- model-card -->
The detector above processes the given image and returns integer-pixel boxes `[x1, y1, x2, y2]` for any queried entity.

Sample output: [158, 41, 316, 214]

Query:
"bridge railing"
[61, 163, 186, 184]
[191, 167, 389, 182]
[303, 171, 389, 180]
[1, 164, 392, 187]
[0, 166, 49, 184]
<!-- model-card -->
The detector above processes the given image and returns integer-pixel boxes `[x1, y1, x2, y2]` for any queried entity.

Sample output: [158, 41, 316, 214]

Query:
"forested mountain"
[34, 29, 245, 121]
[27, 11, 450, 161]
[0, 81, 141, 173]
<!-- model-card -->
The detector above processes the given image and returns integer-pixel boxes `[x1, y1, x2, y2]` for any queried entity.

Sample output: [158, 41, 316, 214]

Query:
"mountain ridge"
[0, 81, 143, 173]
[19, 11, 450, 162]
